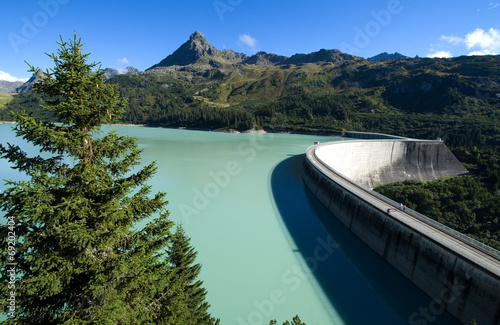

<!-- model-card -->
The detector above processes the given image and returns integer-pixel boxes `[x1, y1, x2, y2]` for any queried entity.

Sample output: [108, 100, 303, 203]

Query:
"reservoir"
[0, 124, 460, 324]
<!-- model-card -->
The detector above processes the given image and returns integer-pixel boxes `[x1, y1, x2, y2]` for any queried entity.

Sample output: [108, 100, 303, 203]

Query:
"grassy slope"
[6, 55, 500, 139]
[0, 93, 14, 110]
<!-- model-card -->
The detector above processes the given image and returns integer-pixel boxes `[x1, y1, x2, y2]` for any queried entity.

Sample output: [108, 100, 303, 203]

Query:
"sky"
[1, 0, 499, 81]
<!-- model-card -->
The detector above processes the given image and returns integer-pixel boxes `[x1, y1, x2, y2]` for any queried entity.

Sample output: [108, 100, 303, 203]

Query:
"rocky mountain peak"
[148, 31, 222, 69]
[147, 31, 366, 71]
[186, 31, 217, 57]
[15, 69, 44, 93]
[368, 52, 409, 62]
[189, 31, 206, 41]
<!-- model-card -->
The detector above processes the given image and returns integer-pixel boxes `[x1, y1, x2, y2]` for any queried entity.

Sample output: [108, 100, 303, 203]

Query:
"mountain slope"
[4, 32, 500, 149]
[147, 31, 366, 70]
[0, 80, 23, 93]
[368, 52, 409, 62]
[103, 66, 139, 79]
[15, 70, 45, 93]
[148, 31, 247, 70]
[284, 49, 366, 65]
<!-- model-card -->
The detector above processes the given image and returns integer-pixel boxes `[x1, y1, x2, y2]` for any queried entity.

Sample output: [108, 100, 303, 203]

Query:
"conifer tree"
[0, 33, 216, 324]
[158, 225, 218, 324]
[269, 315, 306, 325]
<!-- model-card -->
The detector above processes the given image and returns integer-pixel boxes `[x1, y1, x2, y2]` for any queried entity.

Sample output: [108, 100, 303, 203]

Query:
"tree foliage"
[374, 148, 500, 250]
[157, 226, 219, 324]
[5, 55, 500, 146]
[0, 33, 216, 324]
[269, 315, 306, 325]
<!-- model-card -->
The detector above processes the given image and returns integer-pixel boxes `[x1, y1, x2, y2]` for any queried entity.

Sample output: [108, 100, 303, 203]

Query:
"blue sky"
[1, 0, 499, 81]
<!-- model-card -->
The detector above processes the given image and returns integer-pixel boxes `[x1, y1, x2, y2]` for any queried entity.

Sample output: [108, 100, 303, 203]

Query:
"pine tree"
[0, 33, 215, 324]
[159, 225, 219, 325]
[269, 315, 306, 325]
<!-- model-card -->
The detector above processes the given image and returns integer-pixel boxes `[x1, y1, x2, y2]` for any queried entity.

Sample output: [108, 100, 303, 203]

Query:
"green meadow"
[0, 93, 14, 110]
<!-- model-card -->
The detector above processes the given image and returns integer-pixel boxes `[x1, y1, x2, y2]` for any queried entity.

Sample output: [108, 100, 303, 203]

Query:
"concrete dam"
[301, 132, 500, 325]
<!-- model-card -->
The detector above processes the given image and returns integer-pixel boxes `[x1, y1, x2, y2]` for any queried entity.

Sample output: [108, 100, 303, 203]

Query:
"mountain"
[103, 66, 139, 79]
[15, 71, 45, 93]
[0, 80, 24, 93]
[148, 31, 247, 70]
[148, 31, 366, 71]
[242, 51, 287, 66]
[5, 31, 500, 153]
[284, 49, 366, 65]
[15, 67, 139, 91]
[368, 52, 409, 62]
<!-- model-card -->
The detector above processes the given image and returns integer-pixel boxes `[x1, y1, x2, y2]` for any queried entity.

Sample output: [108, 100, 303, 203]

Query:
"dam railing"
[310, 144, 500, 262]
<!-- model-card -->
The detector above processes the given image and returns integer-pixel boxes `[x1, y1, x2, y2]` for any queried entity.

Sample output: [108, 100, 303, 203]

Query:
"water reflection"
[270, 154, 460, 325]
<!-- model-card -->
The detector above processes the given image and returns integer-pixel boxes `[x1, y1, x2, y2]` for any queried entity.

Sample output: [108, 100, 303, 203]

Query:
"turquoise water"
[0, 124, 460, 324]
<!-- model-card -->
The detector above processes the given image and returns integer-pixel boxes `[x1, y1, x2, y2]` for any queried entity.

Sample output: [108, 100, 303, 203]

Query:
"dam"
[302, 132, 500, 325]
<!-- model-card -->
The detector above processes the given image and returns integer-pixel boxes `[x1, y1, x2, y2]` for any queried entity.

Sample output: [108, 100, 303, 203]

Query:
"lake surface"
[0, 124, 460, 324]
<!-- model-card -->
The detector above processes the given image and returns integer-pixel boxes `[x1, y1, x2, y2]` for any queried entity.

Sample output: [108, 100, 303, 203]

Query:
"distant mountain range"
[3, 31, 499, 152]
[103, 67, 140, 79]
[147, 31, 370, 71]
[367, 52, 409, 62]
[3, 31, 414, 93]
[1, 67, 139, 93]
[0, 80, 24, 93]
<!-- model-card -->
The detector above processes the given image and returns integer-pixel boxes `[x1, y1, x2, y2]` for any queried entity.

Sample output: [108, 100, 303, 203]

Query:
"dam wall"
[344, 131, 407, 140]
[302, 138, 500, 325]
[315, 138, 468, 189]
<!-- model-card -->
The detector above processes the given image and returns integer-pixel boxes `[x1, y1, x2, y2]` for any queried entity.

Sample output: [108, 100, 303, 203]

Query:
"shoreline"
[111, 123, 343, 137]
[0, 120, 343, 137]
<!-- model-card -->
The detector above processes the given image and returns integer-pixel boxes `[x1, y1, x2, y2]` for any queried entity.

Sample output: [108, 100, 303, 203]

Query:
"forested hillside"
[3, 55, 499, 148]
[2, 47, 500, 259]
[375, 147, 500, 250]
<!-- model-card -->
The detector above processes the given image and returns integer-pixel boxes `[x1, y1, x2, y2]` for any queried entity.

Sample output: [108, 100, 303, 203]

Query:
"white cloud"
[429, 27, 500, 58]
[0, 71, 28, 82]
[468, 49, 496, 56]
[427, 50, 453, 58]
[117, 57, 130, 64]
[464, 28, 500, 54]
[440, 35, 463, 45]
[115, 68, 129, 74]
[239, 34, 258, 50]
[488, 3, 500, 10]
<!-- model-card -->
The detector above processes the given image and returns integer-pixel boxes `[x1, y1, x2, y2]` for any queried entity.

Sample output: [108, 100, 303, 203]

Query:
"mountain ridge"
[12, 31, 412, 93]
[0, 80, 24, 93]
[147, 31, 368, 71]
[148, 31, 248, 70]
[367, 52, 409, 62]
[14, 70, 45, 93]
[104, 66, 139, 79]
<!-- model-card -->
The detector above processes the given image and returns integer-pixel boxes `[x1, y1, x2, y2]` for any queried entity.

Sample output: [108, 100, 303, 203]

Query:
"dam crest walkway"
[306, 136, 500, 278]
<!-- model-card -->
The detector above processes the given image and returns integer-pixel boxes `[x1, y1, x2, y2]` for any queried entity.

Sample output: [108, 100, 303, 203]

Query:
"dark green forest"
[2, 54, 500, 250]
[375, 147, 500, 250]
[3, 55, 500, 146]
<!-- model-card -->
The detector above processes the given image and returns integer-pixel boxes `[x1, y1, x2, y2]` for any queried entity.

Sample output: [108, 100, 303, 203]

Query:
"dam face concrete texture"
[315, 139, 469, 189]
[302, 134, 500, 325]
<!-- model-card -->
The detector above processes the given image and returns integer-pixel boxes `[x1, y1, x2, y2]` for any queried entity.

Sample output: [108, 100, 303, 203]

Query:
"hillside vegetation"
[0, 93, 14, 110]
[375, 147, 500, 250]
[2, 51, 500, 250]
[4, 55, 499, 148]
